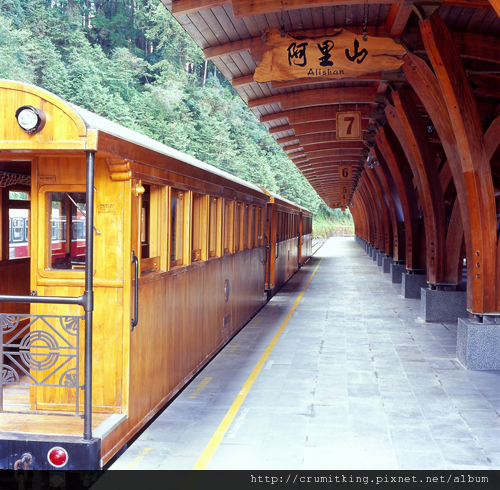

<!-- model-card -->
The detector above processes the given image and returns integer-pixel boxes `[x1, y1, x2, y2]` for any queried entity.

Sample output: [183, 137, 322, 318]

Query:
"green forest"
[0, 0, 353, 224]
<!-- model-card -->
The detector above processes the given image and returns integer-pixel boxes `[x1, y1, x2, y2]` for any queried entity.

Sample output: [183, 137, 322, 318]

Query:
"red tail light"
[47, 447, 68, 468]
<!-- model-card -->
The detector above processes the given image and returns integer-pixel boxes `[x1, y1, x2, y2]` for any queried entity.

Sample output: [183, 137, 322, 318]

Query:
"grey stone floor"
[110, 237, 500, 470]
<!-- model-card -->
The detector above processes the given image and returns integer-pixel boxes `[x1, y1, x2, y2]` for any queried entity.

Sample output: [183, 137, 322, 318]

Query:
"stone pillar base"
[382, 256, 394, 273]
[376, 252, 384, 267]
[372, 248, 379, 261]
[402, 272, 427, 298]
[421, 288, 467, 323]
[390, 263, 406, 284]
[458, 318, 500, 370]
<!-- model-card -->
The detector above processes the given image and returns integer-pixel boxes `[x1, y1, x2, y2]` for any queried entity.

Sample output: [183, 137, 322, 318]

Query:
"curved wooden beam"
[374, 154, 404, 261]
[358, 178, 377, 247]
[445, 199, 465, 285]
[376, 125, 421, 270]
[248, 88, 377, 110]
[403, 52, 473, 299]
[260, 105, 372, 124]
[365, 165, 393, 255]
[421, 13, 496, 313]
[388, 88, 446, 285]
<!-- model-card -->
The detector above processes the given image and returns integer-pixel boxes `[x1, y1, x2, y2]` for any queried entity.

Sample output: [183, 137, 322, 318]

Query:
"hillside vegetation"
[0, 0, 353, 225]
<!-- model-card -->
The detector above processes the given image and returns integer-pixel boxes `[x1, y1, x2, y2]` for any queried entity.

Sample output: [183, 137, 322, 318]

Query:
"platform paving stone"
[109, 237, 500, 471]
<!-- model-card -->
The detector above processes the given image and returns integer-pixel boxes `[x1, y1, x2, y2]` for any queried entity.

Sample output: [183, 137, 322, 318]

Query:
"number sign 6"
[338, 165, 352, 181]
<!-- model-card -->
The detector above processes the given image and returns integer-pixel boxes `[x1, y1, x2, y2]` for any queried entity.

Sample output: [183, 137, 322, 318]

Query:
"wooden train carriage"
[300, 207, 313, 265]
[0, 80, 269, 469]
[264, 192, 312, 298]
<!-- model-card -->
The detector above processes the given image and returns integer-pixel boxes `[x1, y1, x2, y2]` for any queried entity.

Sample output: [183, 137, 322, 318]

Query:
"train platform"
[109, 237, 500, 471]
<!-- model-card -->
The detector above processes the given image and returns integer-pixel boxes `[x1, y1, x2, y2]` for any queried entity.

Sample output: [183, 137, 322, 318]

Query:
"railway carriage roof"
[69, 103, 267, 197]
[268, 190, 311, 214]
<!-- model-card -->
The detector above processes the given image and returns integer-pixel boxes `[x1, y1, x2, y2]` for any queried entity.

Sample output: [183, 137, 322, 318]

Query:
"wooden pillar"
[386, 89, 446, 285]
[358, 177, 377, 247]
[374, 151, 405, 261]
[365, 163, 393, 256]
[376, 125, 421, 269]
[359, 173, 382, 251]
[403, 51, 473, 295]
[420, 13, 497, 313]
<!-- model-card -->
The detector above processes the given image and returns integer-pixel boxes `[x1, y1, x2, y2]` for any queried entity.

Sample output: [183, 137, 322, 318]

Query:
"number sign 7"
[337, 111, 362, 140]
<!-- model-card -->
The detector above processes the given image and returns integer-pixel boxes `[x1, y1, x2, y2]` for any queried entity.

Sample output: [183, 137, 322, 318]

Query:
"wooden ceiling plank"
[307, 156, 361, 164]
[465, 7, 491, 32]
[211, 6, 242, 41]
[222, 3, 252, 38]
[293, 120, 336, 135]
[301, 141, 365, 150]
[198, 8, 231, 44]
[312, 6, 326, 29]
[276, 135, 299, 144]
[239, 50, 258, 72]
[172, 0, 230, 17]
[345, 4, 356, 26]
[283, 144, 303, 151]
[304, 149, 364, 158]
[298, 7, 315, 30]
[183, 12, 213, 48]
[240, 12, 263, 37]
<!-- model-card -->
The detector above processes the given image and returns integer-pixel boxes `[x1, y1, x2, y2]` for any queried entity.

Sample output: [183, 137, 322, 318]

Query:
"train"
[9, 210, 86, 261]
[0, 80, 313, 470]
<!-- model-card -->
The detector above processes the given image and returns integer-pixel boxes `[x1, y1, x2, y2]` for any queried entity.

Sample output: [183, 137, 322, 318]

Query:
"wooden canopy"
[164, 0, 500, 316]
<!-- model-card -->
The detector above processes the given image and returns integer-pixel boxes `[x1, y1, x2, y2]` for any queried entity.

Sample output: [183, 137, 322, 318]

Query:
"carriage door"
[130, 179, 143, 330]
[130, 180, 163, 330]
[1, 170, 32, 348]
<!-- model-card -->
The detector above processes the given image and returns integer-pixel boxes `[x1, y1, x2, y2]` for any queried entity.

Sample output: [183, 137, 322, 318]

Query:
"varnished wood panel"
[101, 249, 267, 465]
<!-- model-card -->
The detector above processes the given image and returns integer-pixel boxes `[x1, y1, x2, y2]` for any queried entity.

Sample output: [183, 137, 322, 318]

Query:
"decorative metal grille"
[0, 313, 84, 415]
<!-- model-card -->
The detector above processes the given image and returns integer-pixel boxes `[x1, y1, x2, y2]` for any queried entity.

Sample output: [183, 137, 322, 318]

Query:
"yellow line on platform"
[192, 257, 324, 471]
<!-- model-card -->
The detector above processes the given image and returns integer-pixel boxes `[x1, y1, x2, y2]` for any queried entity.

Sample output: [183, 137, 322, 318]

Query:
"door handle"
[131, 251, 139, 331]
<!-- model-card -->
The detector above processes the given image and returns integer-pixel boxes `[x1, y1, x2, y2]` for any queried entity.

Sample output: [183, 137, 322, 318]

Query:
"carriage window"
[191, 193, 204, 262]
[248, 205, 255, 249]
[47, 192, 86, 269]
[8, 190, 30, 260]
[257, 207, 263, 247]
[234, 203, 240, 252]
[208, 197, 219, 258]
[170, 189, 184, 267]
[241, 204, 248, 250]
[223, 200, 232, 254]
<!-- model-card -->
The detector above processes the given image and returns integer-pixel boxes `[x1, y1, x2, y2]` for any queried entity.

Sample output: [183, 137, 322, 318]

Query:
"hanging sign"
[340, 184, 349, 195]
[254, 28, 406, 83]
[337, 111, 362, 140]
[338, 165, 352, 181]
